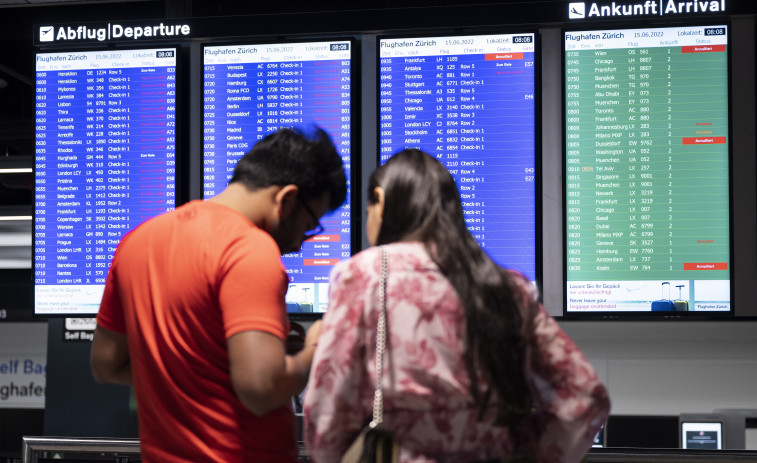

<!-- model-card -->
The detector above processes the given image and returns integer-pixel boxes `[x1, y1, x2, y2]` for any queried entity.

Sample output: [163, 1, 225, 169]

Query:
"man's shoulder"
[125, 200, 278, 257]
[173, 200, 267, 241]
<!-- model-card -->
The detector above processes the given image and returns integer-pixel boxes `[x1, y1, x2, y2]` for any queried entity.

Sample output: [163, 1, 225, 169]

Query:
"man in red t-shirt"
[90, 127, 347, 462]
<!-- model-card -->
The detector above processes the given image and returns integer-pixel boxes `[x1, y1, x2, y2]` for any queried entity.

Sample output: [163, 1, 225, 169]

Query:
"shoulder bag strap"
[369, 245, 389, 428]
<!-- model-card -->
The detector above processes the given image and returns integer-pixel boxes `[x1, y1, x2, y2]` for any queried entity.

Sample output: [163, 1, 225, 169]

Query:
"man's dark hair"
[230, 127, 347, 211]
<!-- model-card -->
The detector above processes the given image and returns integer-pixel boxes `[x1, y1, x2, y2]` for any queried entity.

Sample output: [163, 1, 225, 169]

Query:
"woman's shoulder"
[329, 243, 436, 293]
[504, 268, 540, 303]
[333, 245, 380, 273]
[505, 268, 533, 286]
[339, 242, 433, 271]
[329, 246, 381, 287]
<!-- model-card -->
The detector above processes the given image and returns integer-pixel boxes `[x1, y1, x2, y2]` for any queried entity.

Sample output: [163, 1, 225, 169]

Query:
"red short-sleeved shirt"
[97, 200, 296, 463]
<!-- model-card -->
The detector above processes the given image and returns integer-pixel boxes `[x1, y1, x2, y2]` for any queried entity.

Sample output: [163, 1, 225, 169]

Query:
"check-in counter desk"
[20, 436, 311, 462]
[21, 437, 139, 462]
[20, 437, 757, 462]
[586, 448, 757, 462]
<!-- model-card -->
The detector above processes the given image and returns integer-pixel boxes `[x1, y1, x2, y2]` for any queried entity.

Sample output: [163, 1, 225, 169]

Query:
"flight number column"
[85, 68, 120, 284]
[626, 46, 666, 272]
[257, 61, 285, 137]
[444, 55, 487, 246]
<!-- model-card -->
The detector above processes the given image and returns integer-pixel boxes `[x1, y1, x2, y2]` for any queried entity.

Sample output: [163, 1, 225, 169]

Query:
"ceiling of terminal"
[0, 0, 537, 208]
[0, 0, 167, 212]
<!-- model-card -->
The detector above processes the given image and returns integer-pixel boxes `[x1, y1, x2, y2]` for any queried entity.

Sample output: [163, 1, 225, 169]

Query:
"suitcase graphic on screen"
[673, 284, 689, 311]
[651, 281, 676, 311]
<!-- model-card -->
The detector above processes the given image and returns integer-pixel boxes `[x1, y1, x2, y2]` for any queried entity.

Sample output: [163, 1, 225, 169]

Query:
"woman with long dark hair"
[304, 150, 609, 462]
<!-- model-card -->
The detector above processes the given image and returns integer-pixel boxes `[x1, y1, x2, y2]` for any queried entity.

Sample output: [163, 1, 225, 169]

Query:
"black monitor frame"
[32, 45, 181, 317]
[200, 37, 360, 320]
[375, 28, 544, 291]
[560, 21, 734, 320]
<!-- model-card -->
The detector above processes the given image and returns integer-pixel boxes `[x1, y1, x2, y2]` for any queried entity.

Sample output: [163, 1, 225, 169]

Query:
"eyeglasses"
[298, 197, 325, 239]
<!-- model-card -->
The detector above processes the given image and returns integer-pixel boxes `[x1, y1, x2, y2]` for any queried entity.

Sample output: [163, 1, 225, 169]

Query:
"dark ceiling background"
[0, 0, 752, 206]
[0, 0, 544, 201]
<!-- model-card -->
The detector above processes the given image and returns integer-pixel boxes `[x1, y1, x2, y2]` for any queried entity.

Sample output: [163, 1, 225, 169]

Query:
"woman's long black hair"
[369, 149, 532, 427]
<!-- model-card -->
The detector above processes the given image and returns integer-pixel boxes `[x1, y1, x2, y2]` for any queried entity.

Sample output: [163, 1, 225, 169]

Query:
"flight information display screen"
[203, 40, 352, 314]
[564, 25, 731, 314]
[378, 33, 537, 280]
[34, 48, 178, 315]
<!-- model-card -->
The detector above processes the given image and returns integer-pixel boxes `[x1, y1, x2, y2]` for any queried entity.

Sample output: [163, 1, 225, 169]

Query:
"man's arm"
[228, 320, 321, 417]
[90, 325, 133, 385]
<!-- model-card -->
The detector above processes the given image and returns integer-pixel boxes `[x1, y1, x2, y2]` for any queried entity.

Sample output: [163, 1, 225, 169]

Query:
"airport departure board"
[378, 33, 537, 280]
[34, 48, 177, 315]
[203, 41, 351, 314]
[564, 25, 731, 314]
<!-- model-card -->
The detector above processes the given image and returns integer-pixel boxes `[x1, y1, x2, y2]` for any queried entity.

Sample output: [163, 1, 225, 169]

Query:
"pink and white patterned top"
[304, 242, 610, 463]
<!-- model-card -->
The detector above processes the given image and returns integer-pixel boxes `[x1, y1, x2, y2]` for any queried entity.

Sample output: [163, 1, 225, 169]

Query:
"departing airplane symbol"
[40, 26, 55, 42]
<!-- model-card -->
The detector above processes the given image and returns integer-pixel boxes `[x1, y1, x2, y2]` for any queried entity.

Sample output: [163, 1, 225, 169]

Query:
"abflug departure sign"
[568, 0, 726, 19]
[37, 22, 191, 43]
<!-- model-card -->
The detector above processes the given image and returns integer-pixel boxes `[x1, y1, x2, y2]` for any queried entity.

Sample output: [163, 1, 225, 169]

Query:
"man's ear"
[274, 184, 299, 219]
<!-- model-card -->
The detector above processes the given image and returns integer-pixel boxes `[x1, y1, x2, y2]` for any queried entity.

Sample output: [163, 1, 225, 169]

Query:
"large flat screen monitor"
[34, 48, 178, 316]
[563, 25, 732, 317]
[203, 40, 353, 315]
[377, 32, 538, 281]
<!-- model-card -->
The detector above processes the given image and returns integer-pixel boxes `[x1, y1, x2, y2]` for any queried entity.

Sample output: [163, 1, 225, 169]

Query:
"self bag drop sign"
[0, 355, 46, 409]
[36, 21, 191, 44]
